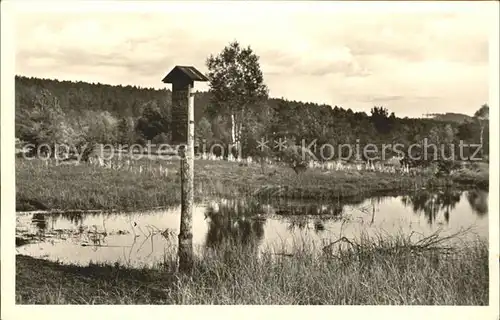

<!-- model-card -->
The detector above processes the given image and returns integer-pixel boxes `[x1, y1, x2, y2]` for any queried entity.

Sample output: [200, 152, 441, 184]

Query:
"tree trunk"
[230, 112, 244, 159]
[237, 108, 245, 159]
[231, 113, 236, 147]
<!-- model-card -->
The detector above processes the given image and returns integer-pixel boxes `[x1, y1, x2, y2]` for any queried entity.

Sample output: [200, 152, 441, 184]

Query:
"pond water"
[16, 189, 488, 268]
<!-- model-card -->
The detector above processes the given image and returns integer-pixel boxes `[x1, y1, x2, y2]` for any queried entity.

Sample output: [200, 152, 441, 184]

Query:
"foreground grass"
[16, 233, 488, 305]
[16, 157, 489, 212]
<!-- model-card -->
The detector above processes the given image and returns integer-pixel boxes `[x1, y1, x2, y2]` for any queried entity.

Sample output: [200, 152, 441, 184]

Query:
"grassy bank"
[16, 233, 488, 305]
[16, 157, 489, 212]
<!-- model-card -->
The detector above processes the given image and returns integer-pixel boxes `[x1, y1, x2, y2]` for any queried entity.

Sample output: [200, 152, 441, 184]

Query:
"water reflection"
[401, 189, 462, 225]
[466, 189, 488, 216]
[32, 213, 47, 232]
[204, 199, 266, 249]
[274, 202, 345, 216]
[57, 211, 85, 226]
[16, 189, 489, 268]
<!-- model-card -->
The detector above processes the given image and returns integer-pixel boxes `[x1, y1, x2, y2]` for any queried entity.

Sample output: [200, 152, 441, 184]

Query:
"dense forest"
[14, 73, 489, 162]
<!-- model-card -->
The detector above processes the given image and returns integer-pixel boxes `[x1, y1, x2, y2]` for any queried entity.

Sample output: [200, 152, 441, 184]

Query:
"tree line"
[15, 41, 489, 162]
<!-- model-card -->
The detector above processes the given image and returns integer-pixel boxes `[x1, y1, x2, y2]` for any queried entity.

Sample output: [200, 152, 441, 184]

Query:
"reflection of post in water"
[204, 199, 266, 251]
[466, 189, 488, 216]
[401, 189, 462, 225]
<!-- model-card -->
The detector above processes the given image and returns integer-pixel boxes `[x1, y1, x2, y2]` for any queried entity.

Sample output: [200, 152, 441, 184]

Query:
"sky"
[12, 2, 494, 118]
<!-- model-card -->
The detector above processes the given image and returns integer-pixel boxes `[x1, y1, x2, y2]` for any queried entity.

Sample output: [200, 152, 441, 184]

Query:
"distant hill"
[426, 113, 474, 123]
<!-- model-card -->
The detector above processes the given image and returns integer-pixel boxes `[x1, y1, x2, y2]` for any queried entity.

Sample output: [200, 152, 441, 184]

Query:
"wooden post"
[178, 84, 195, 272]
[162, 66, 208, 273]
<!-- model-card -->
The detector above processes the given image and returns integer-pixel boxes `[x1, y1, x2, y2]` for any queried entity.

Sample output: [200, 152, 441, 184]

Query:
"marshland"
[14, 34, 491, 305]
[15, 152, 490, 304]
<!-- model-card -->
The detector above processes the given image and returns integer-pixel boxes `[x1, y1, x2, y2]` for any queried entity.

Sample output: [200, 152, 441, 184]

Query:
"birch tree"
[206, 41, 268, 157]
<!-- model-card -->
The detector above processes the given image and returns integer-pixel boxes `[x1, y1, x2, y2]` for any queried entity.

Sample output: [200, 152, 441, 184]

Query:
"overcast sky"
[13, 2, 493, 118]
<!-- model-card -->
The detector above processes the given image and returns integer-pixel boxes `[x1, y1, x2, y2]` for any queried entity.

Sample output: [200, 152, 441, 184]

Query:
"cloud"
[13, 5, 491, 117]
[260, 46, 371, 78]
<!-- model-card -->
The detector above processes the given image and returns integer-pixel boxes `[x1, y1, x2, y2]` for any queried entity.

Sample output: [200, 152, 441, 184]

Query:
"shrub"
[279, 145, 314, 174]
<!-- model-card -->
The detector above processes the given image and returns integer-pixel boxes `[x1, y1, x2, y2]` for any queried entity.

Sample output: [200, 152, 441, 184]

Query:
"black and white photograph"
[1, 0, 499, 317]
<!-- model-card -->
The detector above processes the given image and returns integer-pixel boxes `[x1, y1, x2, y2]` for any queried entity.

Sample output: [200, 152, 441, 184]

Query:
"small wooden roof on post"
[162, 65, 209, 146]
[162, 65, 209, 87]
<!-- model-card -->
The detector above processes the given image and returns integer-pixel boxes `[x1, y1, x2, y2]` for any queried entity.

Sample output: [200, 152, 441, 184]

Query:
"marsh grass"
[16, 158, 181, 211]
[16, 231, 488, 305]
[450, 166, 489, 189]
[15, 158, 487, 212]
